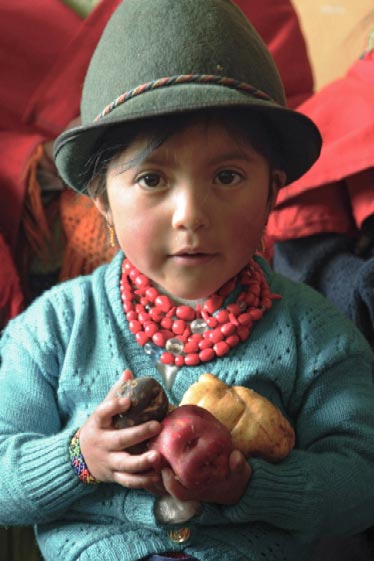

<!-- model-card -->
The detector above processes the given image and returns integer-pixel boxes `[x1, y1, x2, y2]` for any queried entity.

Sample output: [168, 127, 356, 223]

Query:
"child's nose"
[171, 185, 210, 231]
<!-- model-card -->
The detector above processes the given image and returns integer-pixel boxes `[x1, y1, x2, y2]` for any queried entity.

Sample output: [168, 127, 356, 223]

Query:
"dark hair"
[85, 108, 285, 206]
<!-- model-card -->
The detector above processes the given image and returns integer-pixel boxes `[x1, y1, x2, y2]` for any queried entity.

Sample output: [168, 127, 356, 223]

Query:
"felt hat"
[54, 0, 321, 193]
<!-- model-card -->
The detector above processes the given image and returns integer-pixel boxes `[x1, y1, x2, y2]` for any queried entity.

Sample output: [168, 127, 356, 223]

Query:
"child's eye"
[214, 170, 243, 185]
[137, 173, 165, 189]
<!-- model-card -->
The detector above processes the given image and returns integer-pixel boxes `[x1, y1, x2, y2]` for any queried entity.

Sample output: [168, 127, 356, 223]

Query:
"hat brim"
[54, 84, 322, 193]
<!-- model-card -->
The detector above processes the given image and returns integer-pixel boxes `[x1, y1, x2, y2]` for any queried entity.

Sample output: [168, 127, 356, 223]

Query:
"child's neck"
[153, 282, 206, 310]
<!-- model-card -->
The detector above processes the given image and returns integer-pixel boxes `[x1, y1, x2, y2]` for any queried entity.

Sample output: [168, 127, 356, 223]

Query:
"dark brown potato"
[113, 376, 169, 428]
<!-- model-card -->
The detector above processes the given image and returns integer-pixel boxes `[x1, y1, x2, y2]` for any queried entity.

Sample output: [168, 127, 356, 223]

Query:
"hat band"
[94, 74, 277, 122]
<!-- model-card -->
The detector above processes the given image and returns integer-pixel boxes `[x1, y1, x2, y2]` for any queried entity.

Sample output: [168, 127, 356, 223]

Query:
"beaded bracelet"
[69, 429, 100, 485]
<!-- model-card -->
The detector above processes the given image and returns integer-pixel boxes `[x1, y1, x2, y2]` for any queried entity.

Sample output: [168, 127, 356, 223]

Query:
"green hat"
[54, 0, 321, 193]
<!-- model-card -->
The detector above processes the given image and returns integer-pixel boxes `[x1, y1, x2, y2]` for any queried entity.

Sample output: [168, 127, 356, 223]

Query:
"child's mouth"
[171, 252, 215, 265]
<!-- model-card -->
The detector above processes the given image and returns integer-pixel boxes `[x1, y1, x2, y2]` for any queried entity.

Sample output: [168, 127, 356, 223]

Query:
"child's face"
[97, 118, 283, 300]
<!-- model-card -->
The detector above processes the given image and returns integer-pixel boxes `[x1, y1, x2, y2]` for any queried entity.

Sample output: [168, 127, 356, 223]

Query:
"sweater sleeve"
[0, 306, 95, 526]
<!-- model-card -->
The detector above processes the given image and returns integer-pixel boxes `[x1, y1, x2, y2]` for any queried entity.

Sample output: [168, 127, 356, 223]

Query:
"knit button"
[168, 527, 191, 543]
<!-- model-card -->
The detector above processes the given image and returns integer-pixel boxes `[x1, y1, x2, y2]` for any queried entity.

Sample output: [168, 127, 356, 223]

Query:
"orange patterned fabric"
[59, 190, 117, 282]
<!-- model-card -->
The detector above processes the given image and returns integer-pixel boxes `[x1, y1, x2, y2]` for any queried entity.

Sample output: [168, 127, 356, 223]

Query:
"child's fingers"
[229, 449, 252, 478]
[113, 469, 162, 490]
[110, 448, 161, 474]
[95, 370, 135, 428]
[122, 369, 134, 382]
[161, 468, 194, 501]
[105, 369, 134, 401]
[95, 396, 132, 429]
[109, 420, 162, 451]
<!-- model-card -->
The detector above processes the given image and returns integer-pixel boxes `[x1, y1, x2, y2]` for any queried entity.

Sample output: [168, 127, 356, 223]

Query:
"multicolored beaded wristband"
[69, 429, 100, 485]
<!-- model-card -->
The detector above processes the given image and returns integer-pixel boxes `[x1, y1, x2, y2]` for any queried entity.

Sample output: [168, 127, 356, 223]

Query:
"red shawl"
[268, 52, 374, 242]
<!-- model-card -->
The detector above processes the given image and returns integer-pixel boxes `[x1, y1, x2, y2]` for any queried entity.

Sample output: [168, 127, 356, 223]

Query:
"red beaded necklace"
[120, 258, 281, 367]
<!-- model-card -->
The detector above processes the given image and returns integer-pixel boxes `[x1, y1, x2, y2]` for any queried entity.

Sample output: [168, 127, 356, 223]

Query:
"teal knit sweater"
[1, 252, 374, 561]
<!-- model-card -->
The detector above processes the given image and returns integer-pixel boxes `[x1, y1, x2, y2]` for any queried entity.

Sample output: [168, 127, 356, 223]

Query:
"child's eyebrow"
[126, 149, 256, 169]
[207, 150, 256, 165]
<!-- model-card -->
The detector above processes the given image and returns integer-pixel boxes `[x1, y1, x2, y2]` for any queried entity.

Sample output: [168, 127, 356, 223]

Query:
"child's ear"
[268, 169, 286, 210]
[92, 196, 113, 224]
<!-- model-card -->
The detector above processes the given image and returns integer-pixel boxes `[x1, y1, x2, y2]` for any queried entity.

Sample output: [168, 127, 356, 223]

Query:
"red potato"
[148, 404, 233, 489]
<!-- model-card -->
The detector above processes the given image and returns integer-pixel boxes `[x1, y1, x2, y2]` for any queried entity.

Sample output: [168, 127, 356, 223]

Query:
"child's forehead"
[112, 114, 263, 166]
[122, 110, 267, 149]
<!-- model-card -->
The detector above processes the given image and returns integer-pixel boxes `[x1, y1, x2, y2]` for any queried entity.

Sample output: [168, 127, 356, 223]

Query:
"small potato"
[113, 376, 169, 428]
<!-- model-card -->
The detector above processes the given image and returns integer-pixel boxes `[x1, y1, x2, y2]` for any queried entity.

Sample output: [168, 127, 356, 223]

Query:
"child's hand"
[160, 449, 251, 505]
[78, 370, 164, 494]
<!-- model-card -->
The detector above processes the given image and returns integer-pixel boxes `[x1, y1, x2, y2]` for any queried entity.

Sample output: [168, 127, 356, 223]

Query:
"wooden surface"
[0, 527, 42, 561]
[292, 0, 374, 89]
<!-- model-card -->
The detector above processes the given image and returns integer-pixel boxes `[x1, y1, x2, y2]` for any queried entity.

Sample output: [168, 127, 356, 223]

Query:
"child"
[1, 1, 374, 561]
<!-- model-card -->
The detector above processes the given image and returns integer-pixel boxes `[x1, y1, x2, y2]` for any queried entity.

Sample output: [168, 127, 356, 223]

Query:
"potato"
[148, 404, 233, 488]
[180, 373, 295, 462]
[113, 376, 168, 429]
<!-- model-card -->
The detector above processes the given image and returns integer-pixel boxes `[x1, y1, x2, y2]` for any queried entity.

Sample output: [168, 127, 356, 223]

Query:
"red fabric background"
[268, 57, 374, 241]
